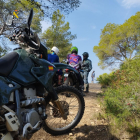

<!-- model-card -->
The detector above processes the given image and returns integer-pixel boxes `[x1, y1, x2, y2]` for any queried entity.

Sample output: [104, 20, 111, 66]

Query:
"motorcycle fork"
[50, 86, 67, 120]
[53, 99, 67, 120]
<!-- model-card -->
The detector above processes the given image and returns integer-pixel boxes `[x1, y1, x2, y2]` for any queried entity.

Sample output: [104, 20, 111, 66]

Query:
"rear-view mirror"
[27, 8, 33, 28]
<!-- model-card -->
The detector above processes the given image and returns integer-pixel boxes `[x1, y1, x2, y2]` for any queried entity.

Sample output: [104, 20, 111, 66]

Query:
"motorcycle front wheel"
[43, 86, 85, 135]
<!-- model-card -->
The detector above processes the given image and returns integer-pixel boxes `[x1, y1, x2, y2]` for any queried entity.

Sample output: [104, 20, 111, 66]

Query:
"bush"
[96, 72, 115, 88]
[101, 57, 140, 139]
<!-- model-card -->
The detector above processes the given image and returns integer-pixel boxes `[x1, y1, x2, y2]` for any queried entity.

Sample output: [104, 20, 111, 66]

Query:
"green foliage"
[0, 0, 81, 34]
[101, 56, 140, 138]
[42, 10, 76, 61]
[93, 12, 140, 69]
[13, 0, 43, 33]
[96, 72, 115, 87]
[0, 45, 10, 57]
[0, 0, 43, 55]
[14, 0, 81, 18]
[0, 0, 43, 34]
[0, 0, 81, 57]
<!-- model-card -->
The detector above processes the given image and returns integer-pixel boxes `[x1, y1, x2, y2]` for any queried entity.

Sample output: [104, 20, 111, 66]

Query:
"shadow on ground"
[72, 125, 119, 140]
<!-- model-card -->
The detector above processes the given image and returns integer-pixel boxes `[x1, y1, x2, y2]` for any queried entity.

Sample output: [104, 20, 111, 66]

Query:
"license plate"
[64, 73, 69, 77]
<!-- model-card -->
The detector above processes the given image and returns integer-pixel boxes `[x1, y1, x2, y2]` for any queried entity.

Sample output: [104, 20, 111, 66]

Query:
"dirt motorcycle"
[52, 59, 84, 94]
[52, 64, 84, 93]
[53, 67, 84, 89]
[0, 9, 85, 140]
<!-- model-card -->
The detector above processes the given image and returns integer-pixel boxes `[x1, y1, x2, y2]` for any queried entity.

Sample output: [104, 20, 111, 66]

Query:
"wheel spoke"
[46, 94, 79, 128]
[44, 86, 84, 134]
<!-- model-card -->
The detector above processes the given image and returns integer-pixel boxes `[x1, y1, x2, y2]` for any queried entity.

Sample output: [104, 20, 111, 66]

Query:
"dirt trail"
[31, 84, 118, 140]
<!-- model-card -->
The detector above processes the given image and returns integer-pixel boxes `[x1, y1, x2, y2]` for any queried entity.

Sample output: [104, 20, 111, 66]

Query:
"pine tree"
[42, 10, 76, 61]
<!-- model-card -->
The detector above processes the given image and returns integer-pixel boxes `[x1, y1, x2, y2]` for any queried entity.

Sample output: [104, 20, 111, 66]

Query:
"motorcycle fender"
[30, 57, 56, 92]
[54, 63, 84, 86]
[0, 76, 21, 106]
[53, 63, 79, 74]
[1, 132, 13, 140]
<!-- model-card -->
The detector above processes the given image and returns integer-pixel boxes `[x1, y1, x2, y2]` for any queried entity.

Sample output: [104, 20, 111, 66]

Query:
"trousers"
[81, 71, 89, 88]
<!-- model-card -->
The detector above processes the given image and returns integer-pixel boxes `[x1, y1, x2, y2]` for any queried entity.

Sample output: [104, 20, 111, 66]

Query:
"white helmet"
[51, 46, 59, 55]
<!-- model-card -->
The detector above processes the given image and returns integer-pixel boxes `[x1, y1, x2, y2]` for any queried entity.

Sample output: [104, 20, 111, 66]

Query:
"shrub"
[101, 56, 140, 139]
[96, 72, 115, 87]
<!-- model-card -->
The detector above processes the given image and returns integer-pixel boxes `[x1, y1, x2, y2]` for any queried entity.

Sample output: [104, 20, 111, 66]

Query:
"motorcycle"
[52, 58, 84, 94]
[0, 9, 85, 140]
[62, 69, 84, 96]
[52, 65, 84, 91]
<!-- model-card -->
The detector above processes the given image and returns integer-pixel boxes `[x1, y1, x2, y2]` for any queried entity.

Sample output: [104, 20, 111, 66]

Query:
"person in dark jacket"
[81, 52, 92, 93]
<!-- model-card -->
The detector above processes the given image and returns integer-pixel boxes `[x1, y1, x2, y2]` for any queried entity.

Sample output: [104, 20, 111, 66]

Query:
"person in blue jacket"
[48, 46, 63, 85]
[48, 46, 59, 63]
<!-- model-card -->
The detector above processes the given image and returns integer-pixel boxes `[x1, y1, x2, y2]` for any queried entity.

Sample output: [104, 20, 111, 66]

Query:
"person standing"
[67, 46, 85, 96]
[81, 52, 92, 93]
[48, 46, 59, 63]
[67, 46, 82, 71]
[91, 71, 95, 83]
[48, 46, 62, 85]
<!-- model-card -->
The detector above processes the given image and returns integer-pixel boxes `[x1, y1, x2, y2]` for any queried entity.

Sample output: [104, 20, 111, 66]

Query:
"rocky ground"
[30, 84, 119, 140]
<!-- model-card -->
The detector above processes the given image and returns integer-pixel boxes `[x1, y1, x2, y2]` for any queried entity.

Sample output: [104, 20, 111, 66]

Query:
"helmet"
[82, 52, 89, 59]
[51, 46, 59, 55]
[71, 46, 78, 54]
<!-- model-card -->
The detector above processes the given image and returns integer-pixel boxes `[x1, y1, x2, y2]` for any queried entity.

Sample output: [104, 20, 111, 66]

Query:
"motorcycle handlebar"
[16, 29, 39, 50]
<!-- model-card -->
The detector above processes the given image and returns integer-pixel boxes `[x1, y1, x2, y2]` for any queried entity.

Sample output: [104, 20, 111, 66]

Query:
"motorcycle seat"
[0, 52, 19, 76]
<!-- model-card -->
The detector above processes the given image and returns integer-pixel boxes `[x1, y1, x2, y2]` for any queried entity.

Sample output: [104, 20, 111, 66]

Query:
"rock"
[91, 122, 95, 125]
[69, 133, 73, 136]
[76, 132, 85, 137]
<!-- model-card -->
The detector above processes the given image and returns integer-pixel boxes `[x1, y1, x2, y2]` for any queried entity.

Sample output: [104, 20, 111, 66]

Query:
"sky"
[41, 0, 140, 83]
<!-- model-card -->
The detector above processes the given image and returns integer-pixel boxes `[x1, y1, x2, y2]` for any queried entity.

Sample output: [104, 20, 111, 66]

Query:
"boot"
[85, 87, 89, 93]
[84, 84, 89, 93]
[84, 84, 86, 92]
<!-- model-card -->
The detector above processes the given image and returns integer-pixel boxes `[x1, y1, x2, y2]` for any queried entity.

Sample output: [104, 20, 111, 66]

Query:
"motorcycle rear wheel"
[43, 86, 85, 135]
[64, 77, 73, 86]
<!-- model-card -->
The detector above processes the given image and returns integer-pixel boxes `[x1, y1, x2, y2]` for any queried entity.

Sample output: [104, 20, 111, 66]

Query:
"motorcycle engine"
[22, 109, 41, 127]
[24, 87, 36, 99]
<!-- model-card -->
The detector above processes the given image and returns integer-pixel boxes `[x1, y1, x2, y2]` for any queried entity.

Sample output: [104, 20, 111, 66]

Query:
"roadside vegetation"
[97, 57, 140, 139]
[95, 10, 140, 139]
